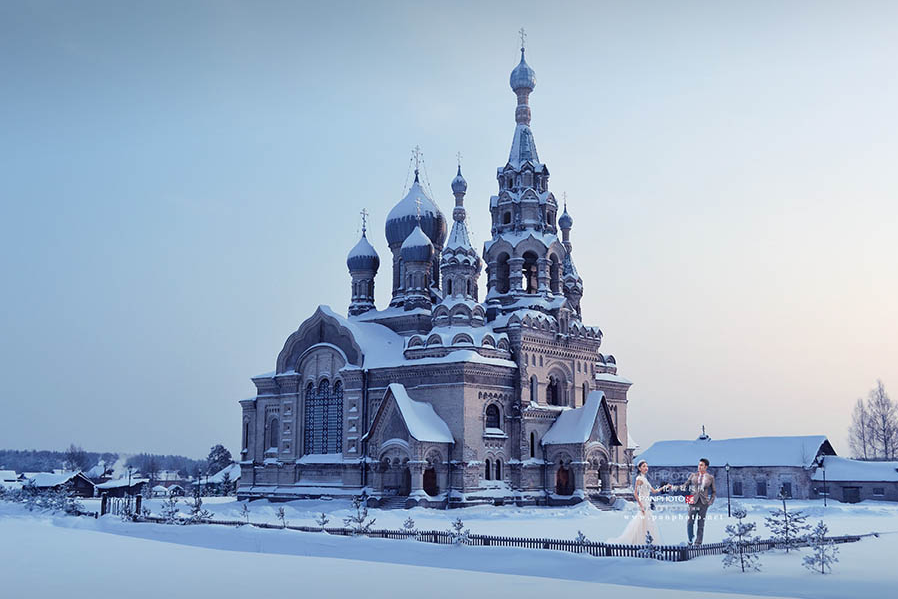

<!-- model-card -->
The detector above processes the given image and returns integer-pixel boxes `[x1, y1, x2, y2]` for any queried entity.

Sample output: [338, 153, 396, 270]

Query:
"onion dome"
[451, 165, 467, 195]
[558, 206, 573, 230]
[400, 224, 434, 263]
[346, 230, 380, 272]
[385, 173, 447, 248]
[510, 48, 536, 92]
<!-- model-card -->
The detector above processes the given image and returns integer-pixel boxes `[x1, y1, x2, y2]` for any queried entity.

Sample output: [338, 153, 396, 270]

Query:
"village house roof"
[636, 435, 836, 468]
[812, 456, 898, 482]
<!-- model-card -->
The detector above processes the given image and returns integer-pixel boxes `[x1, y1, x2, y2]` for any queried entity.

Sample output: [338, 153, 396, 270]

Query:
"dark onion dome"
[385, 177, 447, 248]
[510, 48, 536, 92]
[400, 224, 435, 263]
[346, 231, 380, 272]
[451, 165, 467, 194]
[558, 206, 573, 230]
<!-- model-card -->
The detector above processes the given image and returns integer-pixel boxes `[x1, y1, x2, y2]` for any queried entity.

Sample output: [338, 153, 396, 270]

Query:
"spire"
[440, 163, 481, 308]
[510, 29, 536, 127]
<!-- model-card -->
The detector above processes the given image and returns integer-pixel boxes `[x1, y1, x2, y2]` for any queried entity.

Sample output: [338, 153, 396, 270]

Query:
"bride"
[607, 459, 664, 545]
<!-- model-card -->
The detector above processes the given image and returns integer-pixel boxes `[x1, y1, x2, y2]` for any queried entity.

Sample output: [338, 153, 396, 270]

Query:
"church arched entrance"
[555, 465, 574, 496]
[400, 467, 412, 496]
[423, 467, 438, 496]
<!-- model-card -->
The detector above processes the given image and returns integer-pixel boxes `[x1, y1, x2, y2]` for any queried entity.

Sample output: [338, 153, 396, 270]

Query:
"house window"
[873, 487, 885, 496]
[756, 480, 767, 497]
[303, 379, 343, 455]
[485, 404, 500, 429]
[485, 459, 492, 480]
[733, 480, 743, 496]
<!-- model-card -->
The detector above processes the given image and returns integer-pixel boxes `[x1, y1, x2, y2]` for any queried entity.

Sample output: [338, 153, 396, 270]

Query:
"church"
[237, 45, 637, 507]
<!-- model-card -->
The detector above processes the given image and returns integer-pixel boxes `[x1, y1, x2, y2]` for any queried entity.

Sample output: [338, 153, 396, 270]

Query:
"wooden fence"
[136, 515, 862, 562]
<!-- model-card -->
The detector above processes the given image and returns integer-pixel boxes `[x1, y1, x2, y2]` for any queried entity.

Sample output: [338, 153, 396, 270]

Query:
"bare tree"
[848, 398, 872, 460]
[64, 444, 90, 472]
[866, 381, 897, 460]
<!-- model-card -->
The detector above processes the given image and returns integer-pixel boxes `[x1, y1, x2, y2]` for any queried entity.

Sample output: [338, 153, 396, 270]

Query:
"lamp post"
[725, 463, 731, 517]
[817, 455, 827, 507]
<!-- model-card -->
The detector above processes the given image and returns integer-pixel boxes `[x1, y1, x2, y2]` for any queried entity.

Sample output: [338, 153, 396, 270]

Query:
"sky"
[1, 1, 896, 460]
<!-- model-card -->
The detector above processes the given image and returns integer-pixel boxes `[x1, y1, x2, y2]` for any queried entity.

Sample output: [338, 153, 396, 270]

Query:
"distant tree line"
[0, 448, 117, 473]
[125, 453, 209, 479]
[0, 445, 226, 479]
[849, 380, 897, 460]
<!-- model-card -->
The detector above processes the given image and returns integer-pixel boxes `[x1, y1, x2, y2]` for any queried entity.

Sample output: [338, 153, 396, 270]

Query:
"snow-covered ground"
[2, 498, 896, 598]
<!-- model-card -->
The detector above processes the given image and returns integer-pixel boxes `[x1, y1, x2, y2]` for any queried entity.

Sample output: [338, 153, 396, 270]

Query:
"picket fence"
[136, 515, 862, 562]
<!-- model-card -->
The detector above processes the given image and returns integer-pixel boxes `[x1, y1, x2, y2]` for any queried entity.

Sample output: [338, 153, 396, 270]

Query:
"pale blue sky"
[1, 1, 896, 458]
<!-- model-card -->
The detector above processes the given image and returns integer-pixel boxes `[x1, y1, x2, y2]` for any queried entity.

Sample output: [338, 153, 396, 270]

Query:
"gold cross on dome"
[519, 27, 527, 50]
[360, 208, 369, 234]
[456, 151, 462, 167]
[412, 145, 422, 172]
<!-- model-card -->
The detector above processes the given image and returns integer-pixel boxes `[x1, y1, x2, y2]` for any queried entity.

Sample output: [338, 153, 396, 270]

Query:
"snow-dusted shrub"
[160, 496, 180, 524]
[765, 490, 811, 553]
[447, 517, 471, 546]
[276, 506, 287, 528]
[343, 494, 375, 536]
[185, 495, 213, 524]
[637, 531, 663, 560]
[403, 516, 416, 533]
[575, 530, 590, 545]
[315, 512, 329, 528]
[240, 503, 251, 525]
[803, 520, 839, 574]
[722, 506, 762, 572]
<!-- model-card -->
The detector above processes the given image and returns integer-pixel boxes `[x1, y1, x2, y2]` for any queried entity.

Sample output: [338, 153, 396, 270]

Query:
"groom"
[665, 458, 716, 546]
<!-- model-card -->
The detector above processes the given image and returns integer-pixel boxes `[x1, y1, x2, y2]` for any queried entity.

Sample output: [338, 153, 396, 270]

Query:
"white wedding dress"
[606, 474, 662, 545]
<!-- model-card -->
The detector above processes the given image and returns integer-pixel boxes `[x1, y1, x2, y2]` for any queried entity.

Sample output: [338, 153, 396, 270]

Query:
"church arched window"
[495, 459, 502, 481]
[268, 418, 279, 450]
[304, 378, 342, 455]
[530, 375, 538, 403]
[530, 432, 536, 458]
[522, 251, 538, 294]
[583, 382, 589, 405]
[547, 376, 560, 406]
[242, 420, 249, 450]
[549, 255, 561, 294]
[496, 254, 510, 294]
[466, 279, 472, 296]
[485, 404, 500, 429]
[446, 278, 452, 296]
[485, 459, 492, 481]
[503, 211, 511, 225]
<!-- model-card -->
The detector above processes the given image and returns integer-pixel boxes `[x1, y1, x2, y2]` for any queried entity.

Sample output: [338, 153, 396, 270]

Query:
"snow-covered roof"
[594, 372, 633, 385]
[28, 472, 85, 488]
[206, 463, 241, 484]
[85, 464, 107, 478]
[636, 435, 834, 468]
[541, 391, 619, 446]
[508, 123, 540, 167]
[96, 477, 149, 489]
[152, 485, 169, 493]
[627, 433, 640, 450]
[0, 470, 18, 482]
[812, 456, 898, 482]
[383, 383, 454, 443]
[483, 229, 559, 254]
